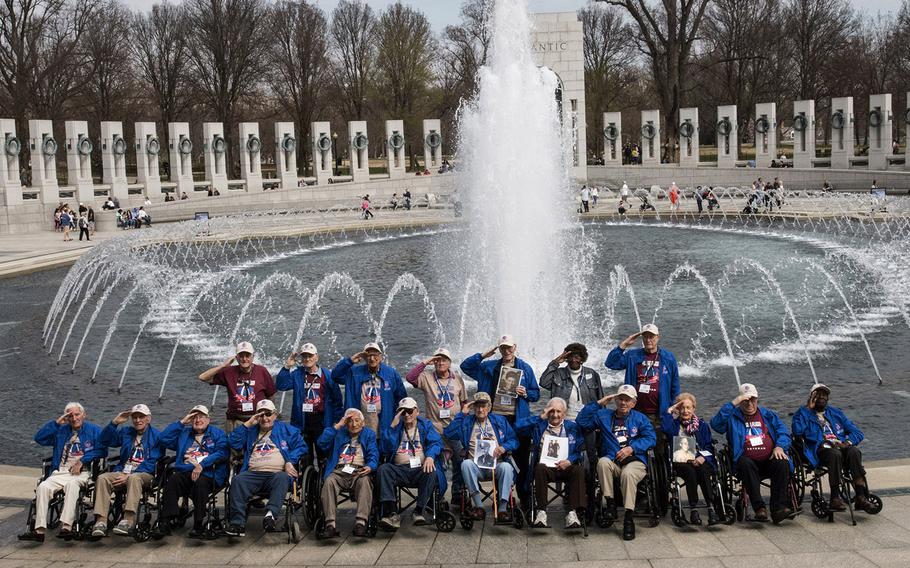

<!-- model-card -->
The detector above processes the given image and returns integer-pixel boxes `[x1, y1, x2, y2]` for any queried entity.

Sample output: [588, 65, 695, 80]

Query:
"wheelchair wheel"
[810, 495, 829, 519]
[289, 519, 302, 544]
[648, 513, 660, 528]
[669, 498, 686, 527]
[435, 510, 456, 532]
[301, 466, 320, 529]
[133, 522, 152, 543]
[594, 506, 614, 529]
[313, 516, 325, 540]
[734, 498, 745, 522]
[365, 514, 378, 538]
[512, 507, 525, 529]
[865, 494, 883, 515]
[460, 516, 474, 530]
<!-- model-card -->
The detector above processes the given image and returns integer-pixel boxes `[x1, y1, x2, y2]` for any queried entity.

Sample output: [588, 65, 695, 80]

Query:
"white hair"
[64, 402, 85, 414]
[547, 397, 567, 411]
[344, 408, 364, 420]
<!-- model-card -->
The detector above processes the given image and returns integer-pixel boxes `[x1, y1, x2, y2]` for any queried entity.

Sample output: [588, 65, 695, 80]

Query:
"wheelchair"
[308, 458, 380, 540]
[223, 457, 307, 543]
[387, 476, 456, 533]
[526, 453, 589, 536]
[92, 455, 172, 542]
[21, 456, 105, 541]
[661, 440, 735, 527]
[592, 449, 665, 530]
[790, 437, 883, 525]
[456, 458, 525, 531]
[716, 445, 802, 523]
[151, 459, 230, 540]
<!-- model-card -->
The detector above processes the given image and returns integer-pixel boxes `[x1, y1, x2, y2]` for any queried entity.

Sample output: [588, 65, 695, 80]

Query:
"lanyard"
[62, 431, 78, 464]
[641, 356, 659, 379]
[131, 434, 144, 461]
[477, 419, 493, 439]
[434, 372, 454, 405]
[403, 425, 419, 455]
[546, 422, 566, 438]
[304, 368, 321, 401]
[366, 374, 381, 399]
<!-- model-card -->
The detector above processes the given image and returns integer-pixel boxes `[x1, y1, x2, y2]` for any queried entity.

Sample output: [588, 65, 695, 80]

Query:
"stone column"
[423, 119, 442, 170]
[385, 120, 406, 178]
[311, 122, 333, 185]
[168, 122, 194, 196]
[792, 100, 816, 169]
[238, 122, 263, 192]
[0, 118, 23, 205]
[100, 121, 128, 200]
[348, 121, 369, 183]
[640, 110, 661, 165]
[716, 105, 738, 168]
[275, 122, 298, 189]
[602, 112, 622, 166]
[678, 108, 699, 167]
[754, 103, 777, 167]
[830, 97, 854, 170]
[30, 120, 59, 204]
[135, 122, 161, 198]
[203, 122, 228, 192]
[867, 93, 893, 171]
[65, 120, 94, 203]
[905, 92, 910, 171]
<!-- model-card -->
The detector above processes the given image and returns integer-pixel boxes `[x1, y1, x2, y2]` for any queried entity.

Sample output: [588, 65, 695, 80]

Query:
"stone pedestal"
[868, 93, 892, 171]
[716, 105, 738, 168]
[203, 122, 228, 192]
[793, 100, 816, 169]
[678, 108, 699, 167]
[603, 112, 622, 166]
[168, 122, 194, 196]
[100, 121, 128, 200]
[0, 118, 22, 205]
[385, 120, 406, 178]
[239, 122, 263, 192]
[754, 103, 777, 167]
[905, 92, 910, 171]
[830, 97, 854, 170]
[275, 122, 298, 189]
[423, 119, 442, 170]
[640, 110, 660, 165]
[135, 122, 161, 197]
[348, 121, 369, 183]
[65, 120, 94, 202]
[311, 122, 333, 185]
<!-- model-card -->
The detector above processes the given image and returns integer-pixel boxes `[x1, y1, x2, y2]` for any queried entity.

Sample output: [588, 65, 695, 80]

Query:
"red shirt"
[742, 411, 774, 462]
[301, 369, 327, 414]
[212, 364, 276, 420]
[635, 352, 660, 415]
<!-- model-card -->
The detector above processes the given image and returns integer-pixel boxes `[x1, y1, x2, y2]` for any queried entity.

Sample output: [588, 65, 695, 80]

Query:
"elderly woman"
[661, 392, 719, 525]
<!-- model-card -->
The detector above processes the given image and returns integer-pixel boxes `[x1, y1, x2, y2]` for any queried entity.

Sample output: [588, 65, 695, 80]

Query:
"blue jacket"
[101, 422, 163, 475]
[515, 416, 586, 466]
[605, 346, 680, 415]
[160, 421, 230, 486]
[791, 406, 864, 468]
[380, 416, 447, 494]
[459, 353, 540, 420]
[316, 425, 379, 480]
[34, 420, 106, 471]
[660, 413, 716, 470]
[575, 403, 655, 463]
[332, 358, 406, 431]
[442, 412, 519, 454]
[710, 402, 792, 470]
[275, 365, 344, 433]
[229, 420, 307, 473]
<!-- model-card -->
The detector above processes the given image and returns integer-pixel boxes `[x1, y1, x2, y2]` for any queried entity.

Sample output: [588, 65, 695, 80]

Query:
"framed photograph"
[474, 438, 496, 470]
[672, 435, 697, 463]
[539, 433, 569, 467]
[496, 367, 522, 398]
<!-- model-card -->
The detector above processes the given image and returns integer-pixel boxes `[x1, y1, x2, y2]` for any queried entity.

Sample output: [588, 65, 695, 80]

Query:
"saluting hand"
[619, 332, 642, 350]
[350, 351, 366, 364]
[597, 394, 617, 407]
[285, 352, 298, 368]
[112, 410, 132, 426]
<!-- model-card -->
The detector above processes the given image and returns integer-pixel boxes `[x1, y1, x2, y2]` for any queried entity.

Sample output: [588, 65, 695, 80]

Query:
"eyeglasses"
[301, 353, 316, 359]
[401, 408, 415, 415]
[259, 411, 274, 417]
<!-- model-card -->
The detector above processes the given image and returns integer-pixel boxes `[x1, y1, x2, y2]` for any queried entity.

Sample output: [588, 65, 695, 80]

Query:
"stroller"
[638, 194, 657, 213]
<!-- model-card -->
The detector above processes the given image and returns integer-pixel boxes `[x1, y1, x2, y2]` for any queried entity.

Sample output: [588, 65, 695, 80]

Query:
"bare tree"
[783, 0, 854, 102]
[83, 0, 134, 122]
[131, 0, 191, 126]
[440, 0, 493, 111]
[329, 0, 376, 120]
[267, 0, 329, 176]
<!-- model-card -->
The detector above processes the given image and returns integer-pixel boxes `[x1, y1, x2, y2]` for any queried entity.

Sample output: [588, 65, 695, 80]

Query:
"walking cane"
[491, 457, 498, 519]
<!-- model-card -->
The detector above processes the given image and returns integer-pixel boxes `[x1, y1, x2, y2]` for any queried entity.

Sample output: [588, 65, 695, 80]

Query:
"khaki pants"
[93, 472, 153, 522]
[320, 471, 372, 525]
[35, 471, 90, 530]
[597, 458, 646, 511]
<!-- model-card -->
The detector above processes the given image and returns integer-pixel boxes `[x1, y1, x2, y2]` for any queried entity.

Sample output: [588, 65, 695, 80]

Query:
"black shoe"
[18, 531, 44, 543]
[154, 520, 172, 538]
[603, 498, 617, 521]
[352, 522, 367, 537]
[689, 510, 702, 526]
[56, 527, 73, 540]
[322, 524, 339, 539]
[262, 514, 276, 532]
[707, 508, 721, 526]
[753, 507, 769, 522]
[223, 524, 245, 537]
[188, 527, 204, 539]
[622, 511, 635, 541]
[771, 507, 794, 525]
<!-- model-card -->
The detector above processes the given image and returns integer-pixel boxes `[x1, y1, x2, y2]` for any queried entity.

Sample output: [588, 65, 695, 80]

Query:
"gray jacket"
[539, 362, 604, 406]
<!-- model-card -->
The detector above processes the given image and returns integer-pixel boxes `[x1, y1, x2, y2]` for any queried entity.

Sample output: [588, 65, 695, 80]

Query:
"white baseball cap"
[398, 397, 418, 410]
[236, 341, 255, 355]
[190, 404, 210, 416]
[364, 342, 383, 353]
[617, 384, 638, 400]
[498, 334, 516, 347]
[810, 383, 830, 395]
[433, 347, 452, 360]
[131, 404, 151, 416]
[300, 343, 318, 355]
[640, 323, 660, 335]
[739, 383, 759, 399]
[256, 400, 276, 412]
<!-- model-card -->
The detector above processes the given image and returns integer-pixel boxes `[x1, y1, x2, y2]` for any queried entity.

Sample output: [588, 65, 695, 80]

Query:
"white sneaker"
[565, 510, 581, 529]
[91, 522, 107, 538]
[533, 510, 548, 527]
[412, 512, 427, 526]
[112, 520, 131, 536]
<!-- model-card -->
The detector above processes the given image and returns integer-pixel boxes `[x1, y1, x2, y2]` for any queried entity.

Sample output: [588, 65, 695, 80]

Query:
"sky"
[123, 0, 906, 31]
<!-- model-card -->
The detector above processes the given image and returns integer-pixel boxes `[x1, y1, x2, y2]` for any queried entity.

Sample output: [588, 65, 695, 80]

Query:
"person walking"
[77, 214, 90, 241]
[60, 209, 73, 242]
[580, 186, 590, 213]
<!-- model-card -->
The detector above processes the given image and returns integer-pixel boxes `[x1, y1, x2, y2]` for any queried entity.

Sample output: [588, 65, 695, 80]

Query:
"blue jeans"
[461, 460, 514, 509]
[229, 470, 289, 526]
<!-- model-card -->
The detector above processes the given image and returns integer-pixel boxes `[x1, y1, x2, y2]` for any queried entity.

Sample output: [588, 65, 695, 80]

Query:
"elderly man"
[225, 400, 306, 537]
[276, 342, 343, 458]
[711, 383, 794, 524]
[332, 342, 406, 434]
[577, 385, 655, 540]
[317, 408, 379, 538]
[157, 405, 229, 538]
[92, 404, 162, 538]
[406, 347, 468, 502]
[516, 397, 587, 530]
[444, 392, 518, 522]
[461, 335, 539, 508]
[198, 342, 276, 434]
[378, 398, 444, 530]
[19, 403, 105, 542]
[606, 324, 680, 453]
[792, 383, 874, 513]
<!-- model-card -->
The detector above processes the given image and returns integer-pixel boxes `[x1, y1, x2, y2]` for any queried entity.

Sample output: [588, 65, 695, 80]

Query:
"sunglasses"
[258, 411, 275, 417]
[401, 408, 416, 415]
[300, 353, 316, 358]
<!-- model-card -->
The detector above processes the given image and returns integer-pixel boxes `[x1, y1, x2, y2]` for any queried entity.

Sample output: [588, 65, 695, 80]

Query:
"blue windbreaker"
[332, 358, 406, 432]
[575, 402, 655, 463]
[34, 420, 106, 471]
[710, 402, 792, 470]
[380, 416, 446, 494]
[229, 420, 307, 473]
[316, 425, 379, 480]
[459, 353, 540, 420]
[275, 365, 344, 433]
[101, 422, 163, 475]
[605, 346, 680, 415]
[514, 416, 586, 465]
[442, 412, 519, 454]
[160, 421, 229, 486]
[660, 413, 716, 470]
[791, 406, 864, 468]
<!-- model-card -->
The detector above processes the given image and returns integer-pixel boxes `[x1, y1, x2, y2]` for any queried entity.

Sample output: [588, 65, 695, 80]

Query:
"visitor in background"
[87, 206, 96, 236]
[181, 192, 189, 200]
[591, 185, 599, 207]
[60, 208, 73, 242]
[197, 342, 276, 435]
[669, 182, 680, 211]
[404, 189, 412, 210]
[77, 213, 90, 241]
[620, 181, 631, 205]
[580, 185, 590, 213]
[361, 196, 373, 219]
[332, 342, 406, 435]
[694, 187, 704, 214]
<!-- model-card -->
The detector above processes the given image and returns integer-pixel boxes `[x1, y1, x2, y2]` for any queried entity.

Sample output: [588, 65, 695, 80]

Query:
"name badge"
[616, 435, 628, 445]
[699, 450, 712, 457]
[302, 403, 314, 413]
[241, 402, 254, 412]
[638, 384, 651, 393]
[748, 436, 763, 447]
[439, 409, 451, 419]
[342, 465, 356, 474]
[366, 404, 378, 413]
[123, 464, 134, 474]
[409, 456, 421, 468]
[500, 395, 513, 405]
